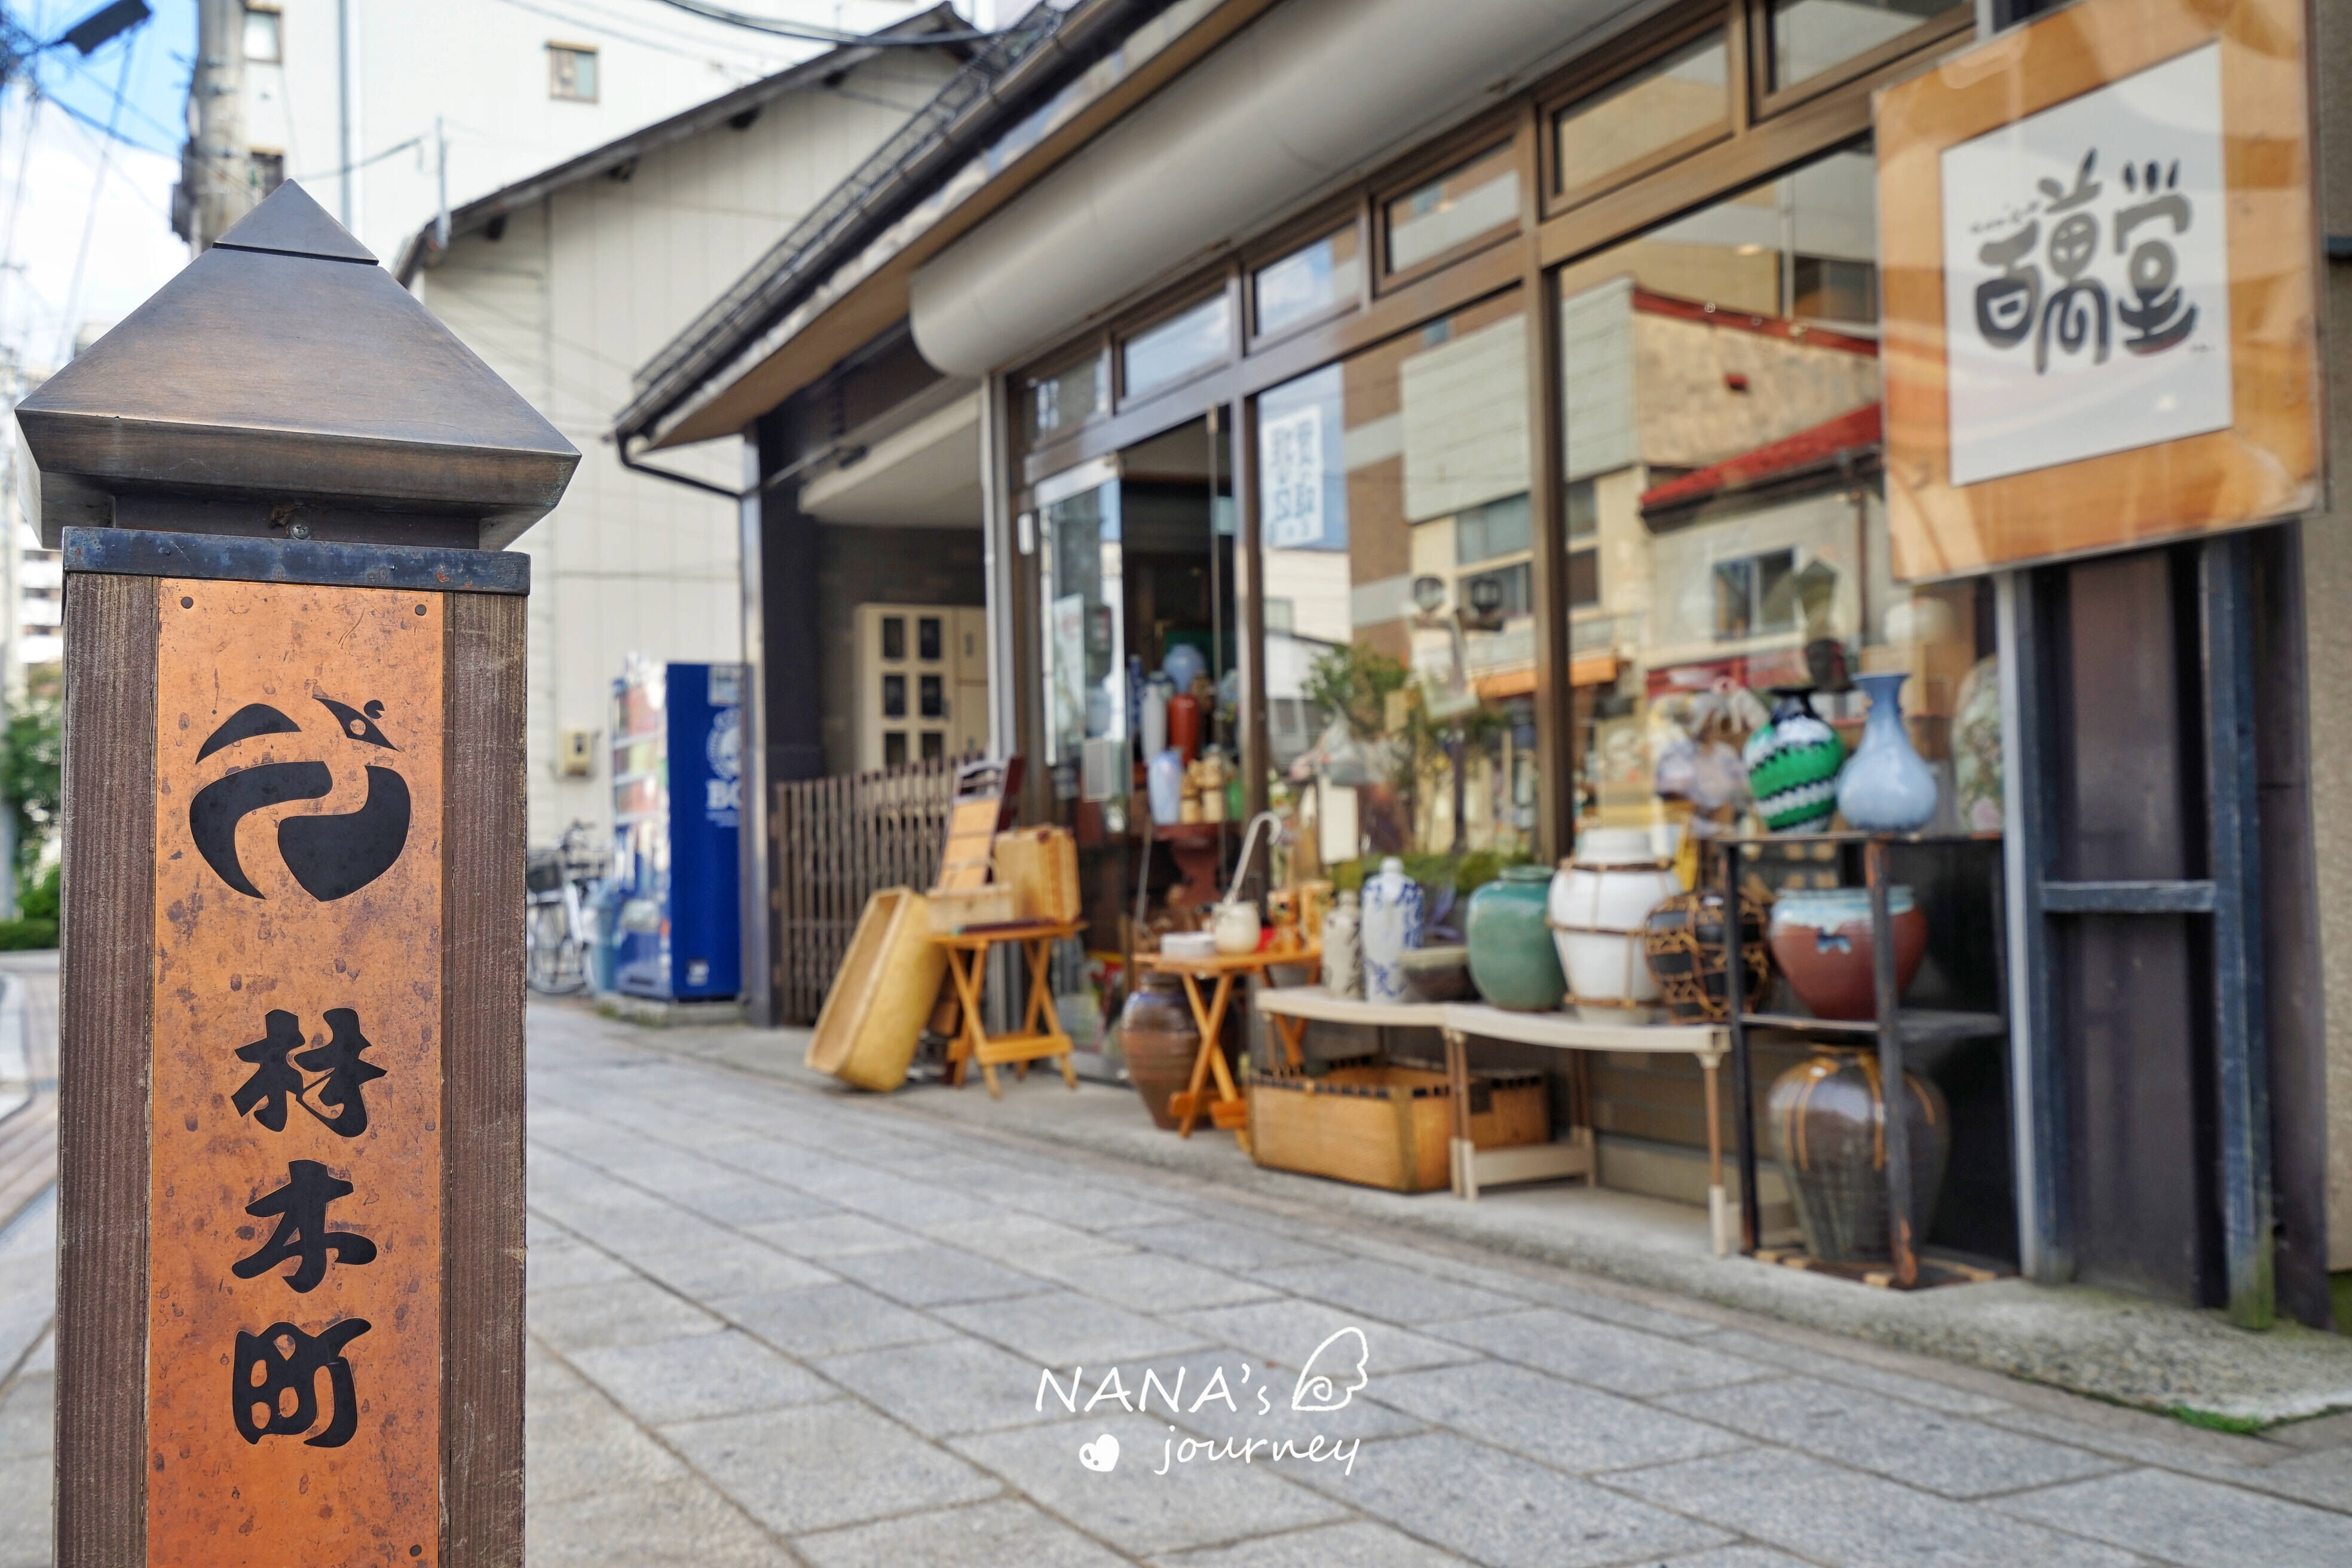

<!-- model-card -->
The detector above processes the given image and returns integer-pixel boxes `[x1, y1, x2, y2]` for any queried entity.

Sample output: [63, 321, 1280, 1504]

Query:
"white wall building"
[222, 0, 949, 261]
[394, 28, 963, 847]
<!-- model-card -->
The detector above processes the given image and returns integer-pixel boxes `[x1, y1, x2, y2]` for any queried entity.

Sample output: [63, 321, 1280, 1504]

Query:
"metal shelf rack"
[1719, 831, 2009, 1288]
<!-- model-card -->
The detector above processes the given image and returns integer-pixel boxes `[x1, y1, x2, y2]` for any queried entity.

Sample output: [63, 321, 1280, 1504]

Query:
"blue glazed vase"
[1836, 673, 1939, 833]
[1465, 865, 1566, 1012]
[1358, 858, 1426, 1005]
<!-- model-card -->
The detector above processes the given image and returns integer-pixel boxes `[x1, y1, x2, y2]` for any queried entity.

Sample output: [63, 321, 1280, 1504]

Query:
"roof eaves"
[614, 0, 1192, 449]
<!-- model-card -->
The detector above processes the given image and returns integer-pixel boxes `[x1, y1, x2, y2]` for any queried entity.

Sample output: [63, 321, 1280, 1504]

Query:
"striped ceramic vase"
[1742, 688, 1846, 834]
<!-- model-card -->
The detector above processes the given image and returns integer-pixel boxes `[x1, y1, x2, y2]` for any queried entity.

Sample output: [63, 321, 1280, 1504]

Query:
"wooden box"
[926, 884, 1018, 933]
[1245, 1059, 1549, 1193]
[994, 826, 1080, 923]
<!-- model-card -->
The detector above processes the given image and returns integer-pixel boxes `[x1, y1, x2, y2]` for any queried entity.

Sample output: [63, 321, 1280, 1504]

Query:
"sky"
[0, 0, 196, 377]
[0, 0, 1012, 383]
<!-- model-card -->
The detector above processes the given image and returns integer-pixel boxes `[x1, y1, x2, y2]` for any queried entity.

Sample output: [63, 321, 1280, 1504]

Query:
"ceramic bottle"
[1358, 857, 1426, 1004]
[1322, 890, 1361, 998]
[1836, 672, 1939, 833]
[1466, 864, 1566, 1012]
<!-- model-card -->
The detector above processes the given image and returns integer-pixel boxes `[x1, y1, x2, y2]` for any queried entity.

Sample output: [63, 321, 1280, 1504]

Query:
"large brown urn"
[1119, 970, 1202, 1130]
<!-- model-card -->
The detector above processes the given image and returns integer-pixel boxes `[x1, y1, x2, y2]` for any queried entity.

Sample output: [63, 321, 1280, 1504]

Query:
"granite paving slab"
[1247, 1258, 1526, 1325]
[951, 1411, 1351, 1557]
[1658, 1374, 2121, 1498]
[1600, 1447, 2145, 1567]
[1376, 1359, 1750, 1474]
[792, 1497, 1131, 1568]
[816, 1335, 1071, 1437]
[1432, 1307, 1770, 1398]
[1177, 1298, 1478, 1376]
[1148, 1518, 1474, 1566]
[938, 1288, 1214, 1365]
[1295, 1430, 1732, 1568]
[569, 1328, 835, 1426]
[716, 1281, 957, 1358]
[660, 1400, 1000, 1536]
[1992, 1466, 2352, 1566]
[822, 1241, 1058, 1306]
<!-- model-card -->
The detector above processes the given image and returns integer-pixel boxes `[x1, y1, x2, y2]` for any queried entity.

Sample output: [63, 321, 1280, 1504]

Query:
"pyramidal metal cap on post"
[16, 180, 578, 550]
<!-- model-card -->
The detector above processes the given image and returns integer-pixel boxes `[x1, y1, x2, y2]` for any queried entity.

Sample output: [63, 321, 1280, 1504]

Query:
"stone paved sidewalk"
[8, 999, 2352, 1566]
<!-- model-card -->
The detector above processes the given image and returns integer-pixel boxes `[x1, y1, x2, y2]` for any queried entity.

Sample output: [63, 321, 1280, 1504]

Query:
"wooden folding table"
[933, 918, 1087, 1097]
[1140, 945, 1321, 1143]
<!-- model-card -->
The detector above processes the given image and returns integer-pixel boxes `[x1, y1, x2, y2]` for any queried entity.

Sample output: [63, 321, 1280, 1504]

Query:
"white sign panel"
[1260, 405, 1325, 548]
[1939, 42, 2230, 486]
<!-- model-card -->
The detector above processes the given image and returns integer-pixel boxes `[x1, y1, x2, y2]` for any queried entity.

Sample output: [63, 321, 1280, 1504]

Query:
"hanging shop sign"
[1875, 0, 2320, 580]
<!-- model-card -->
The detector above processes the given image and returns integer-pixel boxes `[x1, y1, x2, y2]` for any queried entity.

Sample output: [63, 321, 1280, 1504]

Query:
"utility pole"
[192, 0, 252, 249]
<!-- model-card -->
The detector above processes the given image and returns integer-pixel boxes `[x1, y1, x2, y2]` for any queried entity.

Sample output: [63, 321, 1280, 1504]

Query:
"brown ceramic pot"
[1766, 887, 1927, 1021]
[1119, 970, 1200, 1130]
[1767, 1045, 1950, 1263]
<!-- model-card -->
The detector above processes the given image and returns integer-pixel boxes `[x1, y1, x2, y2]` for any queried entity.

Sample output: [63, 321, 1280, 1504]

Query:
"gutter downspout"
[615, 437, 858, 502]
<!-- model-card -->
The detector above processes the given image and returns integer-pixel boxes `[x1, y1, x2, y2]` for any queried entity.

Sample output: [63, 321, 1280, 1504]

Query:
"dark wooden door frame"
[2007, 535, 2276, 1328]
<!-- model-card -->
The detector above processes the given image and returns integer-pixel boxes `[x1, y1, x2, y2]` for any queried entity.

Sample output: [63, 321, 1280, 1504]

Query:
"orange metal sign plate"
[148, 579, 443, 1566]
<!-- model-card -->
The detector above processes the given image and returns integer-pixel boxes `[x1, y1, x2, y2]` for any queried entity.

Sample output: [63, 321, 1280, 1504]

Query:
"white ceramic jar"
[1548, 828, 1683, 1022]
[1322, 890, 1361, 998]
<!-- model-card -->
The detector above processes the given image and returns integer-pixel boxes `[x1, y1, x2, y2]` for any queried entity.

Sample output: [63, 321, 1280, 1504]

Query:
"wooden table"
[1140, 945, 1321, 1143]
[932, 919, 1087, 1097]
[1254, 988, 1736, 1255]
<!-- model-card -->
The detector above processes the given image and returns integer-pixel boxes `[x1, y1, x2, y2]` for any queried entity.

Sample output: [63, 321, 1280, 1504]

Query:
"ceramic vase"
[1951, 656, 2004, 832]
[1836, 672, 1938, 833]
[1640, 889, 1771, 1023]
[1546, 831, 1680, 1021]
[1322, 890, 1361, 998]
[1766, 887, 1927, 1021]
[1743, 688, 1846, 834]
[1146, 749, 1184, 825]
[1767, 1046, 1950, 1263]
[1358, 858, 1425, 1004]
[1465, 865, 1566, 1012]
[1118, 971, 1201, 1131]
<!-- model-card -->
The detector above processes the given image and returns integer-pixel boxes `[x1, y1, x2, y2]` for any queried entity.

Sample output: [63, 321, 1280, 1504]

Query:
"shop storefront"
[617, 0, 2345, 1331]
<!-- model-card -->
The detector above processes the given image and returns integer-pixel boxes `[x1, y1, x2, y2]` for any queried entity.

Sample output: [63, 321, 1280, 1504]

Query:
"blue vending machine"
[611, 656, 743, 1000]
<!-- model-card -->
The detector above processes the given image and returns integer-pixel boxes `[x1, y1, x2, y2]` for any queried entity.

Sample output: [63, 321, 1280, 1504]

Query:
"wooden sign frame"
[55, 532, 528, 1567]
[1875, 0, 2322, 581]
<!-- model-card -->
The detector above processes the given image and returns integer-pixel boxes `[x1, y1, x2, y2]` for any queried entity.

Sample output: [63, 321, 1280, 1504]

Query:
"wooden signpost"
[20, 182, 577, 1566]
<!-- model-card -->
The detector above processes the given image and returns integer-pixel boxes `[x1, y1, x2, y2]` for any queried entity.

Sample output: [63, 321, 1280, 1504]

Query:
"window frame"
[1745, 0, 1974, 121]
[1243, 201, 1370, 351]
[1374, 113, 1529, 293]
[548, 41, 601, 103]
[1114, 283, 1241, 411]
[243, 3, 282, 65]
[1541, 6, 1740, 218]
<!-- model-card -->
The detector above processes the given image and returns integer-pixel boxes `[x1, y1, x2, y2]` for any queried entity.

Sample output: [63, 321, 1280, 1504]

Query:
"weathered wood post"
[20, 182, 577, 1567]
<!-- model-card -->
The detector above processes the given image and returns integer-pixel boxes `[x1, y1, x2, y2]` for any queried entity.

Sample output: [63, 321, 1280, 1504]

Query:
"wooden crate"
[1245, 1059, 1549, 1193]
[994, 826, 1081, 923]
[926, 884, 1017, 934]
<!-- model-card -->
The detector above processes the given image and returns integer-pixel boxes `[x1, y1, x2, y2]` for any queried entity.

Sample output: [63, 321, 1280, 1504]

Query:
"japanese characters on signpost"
[18, 181, 578, 1566]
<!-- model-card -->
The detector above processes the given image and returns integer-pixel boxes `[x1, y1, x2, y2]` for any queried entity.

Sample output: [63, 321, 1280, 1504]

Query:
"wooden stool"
[1141, 946, 1321, 1146]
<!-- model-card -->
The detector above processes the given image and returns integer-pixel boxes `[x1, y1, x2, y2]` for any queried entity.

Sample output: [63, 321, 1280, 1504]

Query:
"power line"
[56, 20, 137, 363]
[295, 133, 422, 185]
[648, 0, 997, 47]
[486, 0, 794, 72]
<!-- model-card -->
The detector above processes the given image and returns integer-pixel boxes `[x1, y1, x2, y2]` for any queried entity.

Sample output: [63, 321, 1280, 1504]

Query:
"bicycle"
[526, 823, 606, 996]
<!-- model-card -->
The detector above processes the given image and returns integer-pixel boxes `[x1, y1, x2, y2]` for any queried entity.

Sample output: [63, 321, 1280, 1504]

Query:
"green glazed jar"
[1464, 865, 1566, 1012]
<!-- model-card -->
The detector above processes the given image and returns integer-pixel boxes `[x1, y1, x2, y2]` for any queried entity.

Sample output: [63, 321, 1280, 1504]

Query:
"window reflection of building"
[1260, 297, 1538, 868]
[1557, 141, 1979, 842]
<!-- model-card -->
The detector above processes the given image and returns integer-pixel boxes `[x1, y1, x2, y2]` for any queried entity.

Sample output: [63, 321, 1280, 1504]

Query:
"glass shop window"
[1553, 30, 1729, 204]
[1766, 0, 1963, 96]
[1255, 293, 1541, 890]
[1122, 294, 1231, 401]
[1024, 349, 1110, 444]
[1386, 143, 1519, 274]
[1255, 224, 1363, 338]
[1555, 139, 2001, 855]
[550, 44, 599, 102]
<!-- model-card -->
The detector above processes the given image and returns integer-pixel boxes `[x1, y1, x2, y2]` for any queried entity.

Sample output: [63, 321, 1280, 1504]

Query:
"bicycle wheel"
[526, 902, 585, 994]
